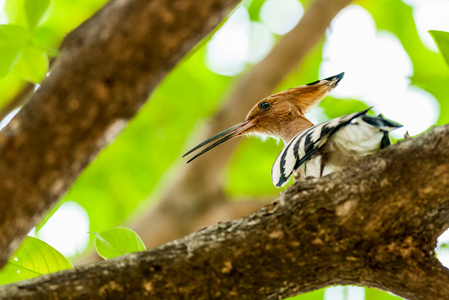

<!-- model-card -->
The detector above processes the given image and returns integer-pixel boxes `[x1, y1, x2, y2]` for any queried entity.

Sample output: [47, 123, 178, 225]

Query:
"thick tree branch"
[127, 0, 353, 251]
[368, 258, 449, 300]
[2, 125, 449, 300]
[128, 198, 271, 250]
[0, 0, 241, 268]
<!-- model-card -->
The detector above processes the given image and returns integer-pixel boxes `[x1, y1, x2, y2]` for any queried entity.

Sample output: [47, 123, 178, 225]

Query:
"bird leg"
[293, 169, 301, 182]
[320, 154, 328, 177]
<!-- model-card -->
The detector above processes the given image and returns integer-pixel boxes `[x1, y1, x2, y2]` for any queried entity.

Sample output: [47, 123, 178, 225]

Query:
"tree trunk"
[1, 125, 448, 299]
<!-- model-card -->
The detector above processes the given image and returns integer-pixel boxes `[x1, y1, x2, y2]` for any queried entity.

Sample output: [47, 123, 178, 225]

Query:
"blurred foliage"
[359, 0, 449, 125]
[1, 0, 449, 299]
[289, 290, 325, 300]
[0, 0, 106, 105]
[430, 30, 449, 68]
[288, 287, 402, 300]
[0, 0, 55, 83]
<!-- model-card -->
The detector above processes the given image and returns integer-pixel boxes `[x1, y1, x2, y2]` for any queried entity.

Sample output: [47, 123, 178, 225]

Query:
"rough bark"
[128, 0, 354, 250]
[1, 125, 449, 300]
[0, 0, 241, 268]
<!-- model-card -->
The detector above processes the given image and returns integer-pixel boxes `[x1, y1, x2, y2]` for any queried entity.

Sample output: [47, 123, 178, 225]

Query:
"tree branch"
[368, 258, 449, 300]
[0, 0, 241, 268]
[127, 198, 271, 250]
[2, 125, 448, 300]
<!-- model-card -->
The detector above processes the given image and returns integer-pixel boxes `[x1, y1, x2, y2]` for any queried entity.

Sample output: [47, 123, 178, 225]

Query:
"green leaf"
[93, 227, 146, 259]
[0, 236, 73, 285]
[13, 46, 49, 83]
[0, 49, 21, 78]
[0, 25, 49, 82]
[24, 0, 52, 30]
[0, 25, 31, 78]
[43, 46, 59, 57]
[429, 30, 449, 69]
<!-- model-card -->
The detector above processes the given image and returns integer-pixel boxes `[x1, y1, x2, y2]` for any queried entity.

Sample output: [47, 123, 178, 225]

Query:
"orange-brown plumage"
[183, 73, 344, 163]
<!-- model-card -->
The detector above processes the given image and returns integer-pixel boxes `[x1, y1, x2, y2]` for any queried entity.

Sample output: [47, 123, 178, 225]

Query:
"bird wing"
[271, 109, 371, 188]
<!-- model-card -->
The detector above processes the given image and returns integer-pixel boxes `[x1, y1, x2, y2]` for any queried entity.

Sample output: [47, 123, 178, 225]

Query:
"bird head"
[183, 72, 344, 163]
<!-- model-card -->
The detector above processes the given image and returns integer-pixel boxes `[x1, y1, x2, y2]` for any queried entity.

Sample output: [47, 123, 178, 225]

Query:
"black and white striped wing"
[271, 109, 370, 188]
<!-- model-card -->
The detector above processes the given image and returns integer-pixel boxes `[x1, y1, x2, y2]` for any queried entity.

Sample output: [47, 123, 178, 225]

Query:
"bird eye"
[259, 102, 271, 111]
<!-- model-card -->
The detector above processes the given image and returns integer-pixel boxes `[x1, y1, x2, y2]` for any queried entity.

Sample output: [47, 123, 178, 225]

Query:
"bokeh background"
[1, 0, 449, 299]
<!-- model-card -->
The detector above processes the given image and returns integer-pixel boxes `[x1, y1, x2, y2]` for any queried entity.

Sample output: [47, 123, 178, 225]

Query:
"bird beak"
[183, 120, 254, 163]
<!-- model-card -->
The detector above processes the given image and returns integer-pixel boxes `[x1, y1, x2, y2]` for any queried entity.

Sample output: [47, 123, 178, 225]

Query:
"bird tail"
[361, 114, 403, 132]
[361, 113, 403, 149]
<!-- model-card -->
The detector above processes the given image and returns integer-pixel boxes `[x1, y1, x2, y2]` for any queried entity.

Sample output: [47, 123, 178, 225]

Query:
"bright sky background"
[1, 0, 449, 294]
[33, 201, 90, 257]
[319, 4, 440, 139]
[0, 0, 6, 24]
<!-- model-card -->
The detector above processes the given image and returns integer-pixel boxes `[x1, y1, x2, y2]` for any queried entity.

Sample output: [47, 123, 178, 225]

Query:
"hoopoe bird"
[183, 72, 402, 187]
[184, 73, 345, 161]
